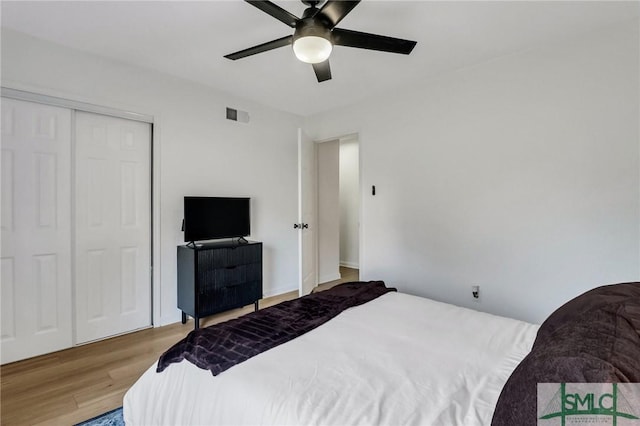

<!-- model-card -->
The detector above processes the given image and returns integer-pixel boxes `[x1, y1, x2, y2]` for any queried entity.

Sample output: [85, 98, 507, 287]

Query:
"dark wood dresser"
[177, 240, 262, 329]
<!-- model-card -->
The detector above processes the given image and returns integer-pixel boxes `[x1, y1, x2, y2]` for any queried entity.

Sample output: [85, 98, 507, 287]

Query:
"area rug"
[75, 407, 124, 426]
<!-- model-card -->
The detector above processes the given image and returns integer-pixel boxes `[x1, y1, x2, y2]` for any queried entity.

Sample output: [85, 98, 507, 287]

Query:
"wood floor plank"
[73, 379, 131, 408]
[108, 356, 158, 381]
[33, 393, 123, 426]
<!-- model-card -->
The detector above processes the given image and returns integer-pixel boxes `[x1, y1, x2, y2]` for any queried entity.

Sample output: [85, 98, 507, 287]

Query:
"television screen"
[184, 197, 250, 242]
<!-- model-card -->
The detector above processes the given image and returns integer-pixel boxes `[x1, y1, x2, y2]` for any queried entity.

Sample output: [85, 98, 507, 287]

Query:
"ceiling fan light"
[293, 36, 332, 64]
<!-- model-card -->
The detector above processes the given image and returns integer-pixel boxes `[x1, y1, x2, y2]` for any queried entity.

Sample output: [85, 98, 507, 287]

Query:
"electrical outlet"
[472, 285, 480, 299]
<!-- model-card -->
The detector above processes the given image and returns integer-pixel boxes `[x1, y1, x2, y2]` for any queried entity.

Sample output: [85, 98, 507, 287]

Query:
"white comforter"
[124, 292, 538, 425]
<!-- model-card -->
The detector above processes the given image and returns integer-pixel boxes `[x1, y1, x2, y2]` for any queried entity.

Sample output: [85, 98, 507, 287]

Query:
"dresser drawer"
[197, 244, 261, 269]
[198, 263, 261, 293]
[198, 281, 262, 314]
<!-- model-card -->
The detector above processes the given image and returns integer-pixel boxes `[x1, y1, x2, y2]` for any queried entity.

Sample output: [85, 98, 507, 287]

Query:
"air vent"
[226, 107, 250, 123]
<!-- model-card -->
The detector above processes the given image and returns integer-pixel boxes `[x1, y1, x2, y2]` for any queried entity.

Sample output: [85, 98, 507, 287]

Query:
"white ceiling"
[2, 1, 638, 116]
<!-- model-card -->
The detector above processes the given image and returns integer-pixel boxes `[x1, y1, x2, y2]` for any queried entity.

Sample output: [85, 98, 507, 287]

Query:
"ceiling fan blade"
[332, 28, 417, 55]
[224, 35, 293, 60]
[317, 0, 360, 28]
[245, 0, 299, 28]
[312, 60, 332, 82]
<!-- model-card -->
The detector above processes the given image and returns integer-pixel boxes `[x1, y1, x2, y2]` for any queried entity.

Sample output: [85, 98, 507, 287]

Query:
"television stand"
[177, 240, 263, 329]
[237, 236, 248, 244]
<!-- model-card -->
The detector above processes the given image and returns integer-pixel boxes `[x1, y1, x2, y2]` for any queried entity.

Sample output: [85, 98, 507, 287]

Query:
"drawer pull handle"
[225, 265, 237, 270]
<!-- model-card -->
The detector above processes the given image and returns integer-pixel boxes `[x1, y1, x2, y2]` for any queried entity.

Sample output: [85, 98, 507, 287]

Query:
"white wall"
[3, 19, 638, 327]
[306, 20, 640, 324]
[339, 136, 360, 269]
[1, 29, 303, 326]
[317, 140, 340, 283]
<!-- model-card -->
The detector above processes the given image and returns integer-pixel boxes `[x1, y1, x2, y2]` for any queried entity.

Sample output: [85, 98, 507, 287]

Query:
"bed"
[124, 281, 538, 425]
[492, 281, 640, 425]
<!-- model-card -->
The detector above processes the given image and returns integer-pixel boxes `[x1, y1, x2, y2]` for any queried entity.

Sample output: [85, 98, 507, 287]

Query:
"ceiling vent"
[226, 107, 250, 123]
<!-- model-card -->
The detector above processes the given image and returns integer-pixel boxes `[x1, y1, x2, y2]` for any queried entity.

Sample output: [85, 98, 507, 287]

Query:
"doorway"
[316, 134, 360, 287]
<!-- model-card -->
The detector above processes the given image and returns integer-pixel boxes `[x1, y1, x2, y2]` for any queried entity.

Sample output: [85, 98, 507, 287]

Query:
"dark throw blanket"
[492, 282, 640, 426]
[157, 280, 396, 376]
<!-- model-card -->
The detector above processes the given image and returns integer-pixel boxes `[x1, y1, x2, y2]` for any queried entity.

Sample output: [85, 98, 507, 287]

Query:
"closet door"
[74, 111, 151, 344]
[1, 98, 73, 364]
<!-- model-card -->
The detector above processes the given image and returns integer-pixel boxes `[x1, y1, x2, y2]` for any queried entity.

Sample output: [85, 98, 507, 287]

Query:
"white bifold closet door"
[1, 98, 152, 364]
[1, 98, 73, 364]
[74, 111, 151, 344]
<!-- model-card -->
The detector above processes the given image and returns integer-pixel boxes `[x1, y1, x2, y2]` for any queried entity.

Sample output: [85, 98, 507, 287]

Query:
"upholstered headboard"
[491, 282, 640, 425]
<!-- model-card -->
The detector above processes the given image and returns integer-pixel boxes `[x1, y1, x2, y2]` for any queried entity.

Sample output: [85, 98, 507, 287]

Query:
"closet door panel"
[74, 111, 151, 343]
[0, 97, 72, 364]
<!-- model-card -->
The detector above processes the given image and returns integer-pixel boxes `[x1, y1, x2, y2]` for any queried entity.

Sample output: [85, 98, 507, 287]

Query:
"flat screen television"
[183, 196, 250, 242]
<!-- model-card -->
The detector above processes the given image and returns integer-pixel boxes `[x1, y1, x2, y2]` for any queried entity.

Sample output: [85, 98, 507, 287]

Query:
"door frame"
[1, 86, 161, 330]
[312, 132, 362, 279]
[297, 128, 318, 296]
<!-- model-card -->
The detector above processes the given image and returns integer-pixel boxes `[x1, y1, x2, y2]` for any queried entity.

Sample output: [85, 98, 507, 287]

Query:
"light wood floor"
[0, 267, 358, 425]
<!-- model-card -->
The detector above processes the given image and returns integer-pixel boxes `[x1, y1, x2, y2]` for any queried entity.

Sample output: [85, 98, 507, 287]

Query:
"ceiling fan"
[224, 0, 417, 83]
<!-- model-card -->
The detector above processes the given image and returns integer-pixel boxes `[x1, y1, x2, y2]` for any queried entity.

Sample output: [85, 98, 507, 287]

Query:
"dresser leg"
[181, 312, 187, 324]
[254, 301, 259, 312]
[195, 317, 200, 330]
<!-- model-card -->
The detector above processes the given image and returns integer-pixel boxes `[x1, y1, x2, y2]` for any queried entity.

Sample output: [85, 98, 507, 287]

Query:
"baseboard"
[340, 261, 359, 269]
[158, 311, 182, 327]
[263, 283, 297, 298]
[318, 272, 342, 284]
